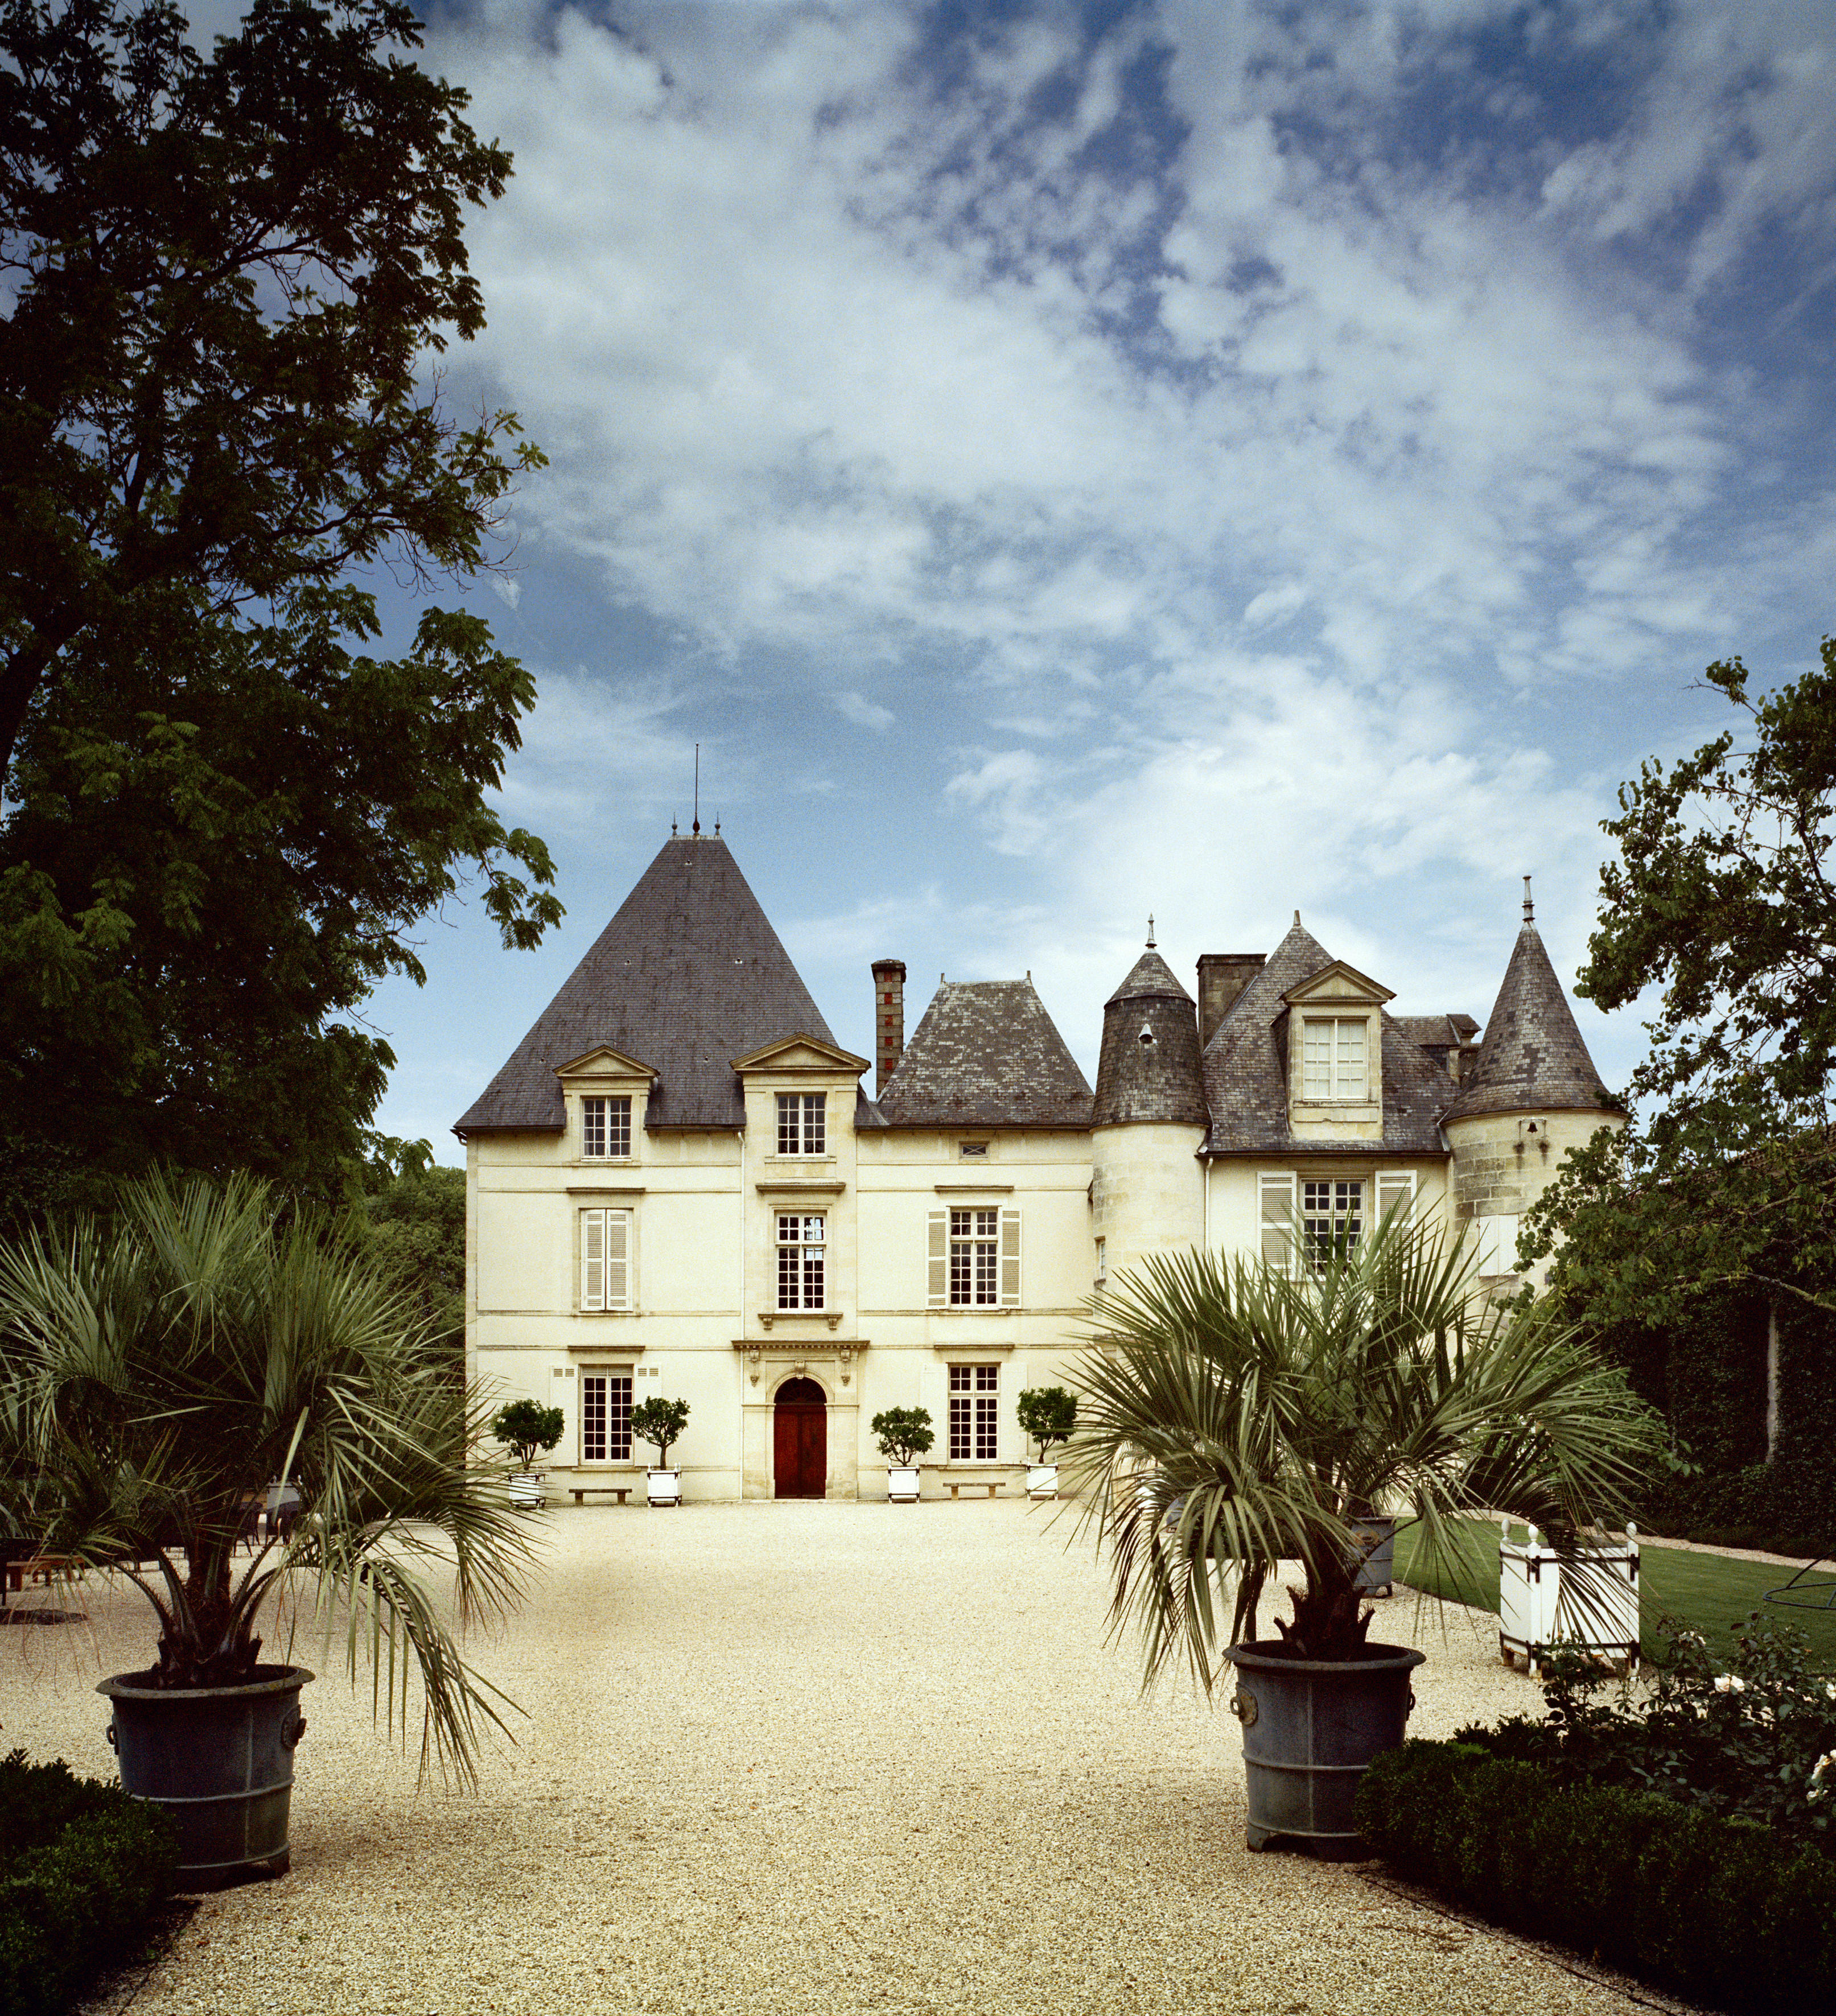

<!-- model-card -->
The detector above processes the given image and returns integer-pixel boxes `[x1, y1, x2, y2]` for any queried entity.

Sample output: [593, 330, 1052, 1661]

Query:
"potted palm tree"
[871, 1407, 933, 1502]
[491, 1399, 564, 1510]
[1064, 1214, 1660, 1858]
[1016, 1386, 1077, 1499]
[631, 1396, 690, 1505]
[0, 1172, 534, 1887]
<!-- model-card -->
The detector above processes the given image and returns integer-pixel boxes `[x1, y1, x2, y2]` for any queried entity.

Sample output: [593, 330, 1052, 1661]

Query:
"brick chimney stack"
[1196, 953, 1266, 1050]
[871, 959, 907, 1096]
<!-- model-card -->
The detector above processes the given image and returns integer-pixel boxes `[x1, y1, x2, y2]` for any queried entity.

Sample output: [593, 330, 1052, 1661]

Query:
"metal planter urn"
[1351, 1515, 1401, 1597]
[100, 1665, 312, 1887]
[1225, 1641, 1426, 1858]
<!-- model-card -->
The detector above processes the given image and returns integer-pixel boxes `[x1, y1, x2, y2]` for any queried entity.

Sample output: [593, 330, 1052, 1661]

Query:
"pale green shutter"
[582, 1209, 606, 1310]
[606, 1209, 631, 1309]
[927, 1210, 948, 1306]
[999, 1208, 1021, 1307]
[1259, 1174, 1295, 1274]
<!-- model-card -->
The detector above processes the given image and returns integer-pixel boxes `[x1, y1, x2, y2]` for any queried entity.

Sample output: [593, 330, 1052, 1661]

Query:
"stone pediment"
[553, 1044, 658, 1082]
[731, 1034, 870, 1076]
[1280, 960, 1394, 1010]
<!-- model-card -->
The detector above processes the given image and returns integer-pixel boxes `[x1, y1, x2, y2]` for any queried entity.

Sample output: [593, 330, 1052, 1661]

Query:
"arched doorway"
[773, 1378, 827, 1499]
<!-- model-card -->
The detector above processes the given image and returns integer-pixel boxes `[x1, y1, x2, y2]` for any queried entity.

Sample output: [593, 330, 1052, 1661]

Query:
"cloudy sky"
[353, 0, 1835, 1155]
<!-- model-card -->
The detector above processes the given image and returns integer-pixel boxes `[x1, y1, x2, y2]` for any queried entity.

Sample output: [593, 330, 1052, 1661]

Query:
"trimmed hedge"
[0, 1749, 178, 2016]
[1355, 1739, 1836, 2012]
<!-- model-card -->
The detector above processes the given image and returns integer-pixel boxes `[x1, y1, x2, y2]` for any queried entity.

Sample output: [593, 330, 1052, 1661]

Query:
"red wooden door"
[773, 1379, 828, 1498]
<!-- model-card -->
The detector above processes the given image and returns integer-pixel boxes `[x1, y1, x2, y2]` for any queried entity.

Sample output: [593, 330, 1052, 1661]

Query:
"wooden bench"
[5, 1555, 80, 1594]
[944, 1481, 1005, 1500]
[569, 1486, 632, 1506]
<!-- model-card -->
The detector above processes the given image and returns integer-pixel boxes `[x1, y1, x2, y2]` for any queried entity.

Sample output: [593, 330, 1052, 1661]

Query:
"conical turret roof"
[1442, 922, 1616, 1121]
[455, 834, 836, 1133]
[1094, 942, 1205, 1126]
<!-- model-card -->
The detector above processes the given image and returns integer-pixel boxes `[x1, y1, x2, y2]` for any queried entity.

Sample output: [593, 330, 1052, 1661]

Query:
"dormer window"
[582, 1095, 632, 1159]
[776, 1092, 826, 1156]
[1302, 1018, 1368, 1101]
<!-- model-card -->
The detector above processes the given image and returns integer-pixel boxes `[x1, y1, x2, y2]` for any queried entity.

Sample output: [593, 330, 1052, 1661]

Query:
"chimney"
[1196, 953, 1265, 1050]
[871, 959, 907, 1096]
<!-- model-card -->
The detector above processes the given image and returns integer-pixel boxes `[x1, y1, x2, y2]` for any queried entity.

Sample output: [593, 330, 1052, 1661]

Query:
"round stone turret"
[1091, 942, 1208, 1291]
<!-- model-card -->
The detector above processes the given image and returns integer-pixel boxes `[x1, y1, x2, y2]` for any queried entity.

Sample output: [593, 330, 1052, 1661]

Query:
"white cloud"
[834, 690, 894, 732]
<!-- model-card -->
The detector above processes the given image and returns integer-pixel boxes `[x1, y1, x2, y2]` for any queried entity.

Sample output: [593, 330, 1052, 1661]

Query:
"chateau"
[455, 834, 1617, 1499]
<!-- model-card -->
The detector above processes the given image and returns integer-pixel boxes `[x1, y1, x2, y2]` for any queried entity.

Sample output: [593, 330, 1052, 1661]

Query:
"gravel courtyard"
[2, 1499, 1699, 2016]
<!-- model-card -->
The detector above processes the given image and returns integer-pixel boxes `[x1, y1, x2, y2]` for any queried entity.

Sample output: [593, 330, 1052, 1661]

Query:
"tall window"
[776, 1092, 826, 1156]
[580, 1371, 632, 1462]
[582, 1095, 631, 1159]
[949, 1364, 999, 1460]
[1302, 1017, 1368, 1100]
[580, 1209, 632, 1310]
[949, 1208, 999, 1306]
[777, 1214, 825, 1309]
[1302, 1179, 1364, 1267]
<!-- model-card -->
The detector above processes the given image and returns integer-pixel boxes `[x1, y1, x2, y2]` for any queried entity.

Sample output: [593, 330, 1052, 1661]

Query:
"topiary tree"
[870, 1407, 935, 1467]
[1016, 1386, 1077, 1462]
[630, 1396, 690, 1469]
[490, 1399, 563, 1472]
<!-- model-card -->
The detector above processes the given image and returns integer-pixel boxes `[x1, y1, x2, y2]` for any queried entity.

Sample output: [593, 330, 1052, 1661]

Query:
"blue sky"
[347, 0, 1835, 1157]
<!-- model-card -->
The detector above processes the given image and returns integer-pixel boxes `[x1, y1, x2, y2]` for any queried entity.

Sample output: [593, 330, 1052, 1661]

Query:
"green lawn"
[1393, 1519, 1836, 1667]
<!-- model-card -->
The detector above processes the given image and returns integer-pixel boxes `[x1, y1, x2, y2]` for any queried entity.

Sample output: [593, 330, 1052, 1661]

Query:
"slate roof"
[875, 980, 1093, 1129]
[1094, 947, 1208, 1127]
[1200, 918, 1455, 1157]
[1442, 923, 1617, 1121]
[454, 835, 838, 1134]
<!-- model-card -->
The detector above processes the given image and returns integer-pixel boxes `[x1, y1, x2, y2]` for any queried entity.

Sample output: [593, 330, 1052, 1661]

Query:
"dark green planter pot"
[1225, 1640, 1425, 1859]
[1351, 1515, 1401, 1596]
[100, 1665, 312, 1888]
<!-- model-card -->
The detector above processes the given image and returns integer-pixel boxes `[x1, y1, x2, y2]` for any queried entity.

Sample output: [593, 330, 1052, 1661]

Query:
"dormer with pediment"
[734, 1034, 872, 1172]
[1279, 960, 1394, 1143]
[554, 1045, 658, 1166]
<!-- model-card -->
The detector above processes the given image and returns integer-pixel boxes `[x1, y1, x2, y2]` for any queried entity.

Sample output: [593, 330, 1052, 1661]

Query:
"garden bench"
[6, 1554, 80, 1594]
[944, 1481, 1004, 1500]
[569, 1486, 633, 1506]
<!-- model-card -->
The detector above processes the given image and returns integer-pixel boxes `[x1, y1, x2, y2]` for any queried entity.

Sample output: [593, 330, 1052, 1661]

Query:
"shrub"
[870, 1408, 934, 1467]
[490, 1398, 565, 1471]
[1356, 1739, 1836, 2011]
[0, 1750, 178, 2016]
[1016, 1386, 1077, 1461]
[630, 1397, 690, 1468]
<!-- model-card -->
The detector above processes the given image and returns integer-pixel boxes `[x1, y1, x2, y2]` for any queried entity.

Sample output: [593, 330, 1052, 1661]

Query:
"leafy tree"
[358, 1154, 465, 1354]
[489, 1399, 563, 1473]
[1016, 1385, 1076, 1461]
[0, 1, 559, 1213]
[630, 1396, 690, 1469]
[868, 1407, 933, 1467]
[1524, 638, 1836, 1321]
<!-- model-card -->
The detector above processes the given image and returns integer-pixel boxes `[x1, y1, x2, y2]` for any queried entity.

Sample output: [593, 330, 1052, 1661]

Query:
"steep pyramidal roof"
[1094, 945, 1207, 1126]
[454, 835, 837, 1133]
[1200, 916, 1455, 1156]
[1442, 922, 1616, 1121]
[876, 980, 1093, 1128]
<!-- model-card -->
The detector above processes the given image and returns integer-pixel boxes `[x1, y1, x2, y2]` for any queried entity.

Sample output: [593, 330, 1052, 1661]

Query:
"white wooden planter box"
[1026, 1463, 1059, 1500]
[1499, 1521, 1640, 1673]
[887, 1467, 921, 1503]
[646, 1469, 681, 1507]
[508, 1471, 545, 1510]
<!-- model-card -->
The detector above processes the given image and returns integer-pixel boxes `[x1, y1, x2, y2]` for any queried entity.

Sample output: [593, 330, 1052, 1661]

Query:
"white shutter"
[1259, 1173, 1296, 1273]
[999, 1208, 1022, 1307]
[606, 1210, 631, 1310]
[581, 1209, 606, 1310]
[927, 1210, 948, 1306]
[1376, 1171, 1415, 1228]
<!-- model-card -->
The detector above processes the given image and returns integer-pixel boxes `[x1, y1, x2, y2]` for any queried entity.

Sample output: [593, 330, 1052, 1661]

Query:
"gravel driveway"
[1, 1499, 1701, 2016]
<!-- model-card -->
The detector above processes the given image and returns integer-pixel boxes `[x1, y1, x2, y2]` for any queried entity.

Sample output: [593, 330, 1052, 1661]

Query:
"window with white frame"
[582, 1095, 631, 1159]
[776, 1092, 826, 1156]
[579, 1208, 632, 1310]
[948, 1364, 999, 1460]
[1302, 1017, 1369, 1100]
[927, 1208, 1020, 1307]
[776, 1214, 825, 1309]
[1302, 1178, 1364, 1266]
[579, 1369, 632, 1462]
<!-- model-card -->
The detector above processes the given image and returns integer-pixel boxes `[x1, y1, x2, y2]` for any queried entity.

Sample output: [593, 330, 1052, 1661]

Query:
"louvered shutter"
[581, 1210, 606, 1310]
[1376, 1172, 1415, 1229]
[606, 1210, 631, 1310]
[1259, 1173, 1296, 1273]
[999, 1208, 1021, 1306]
[927, 1211, 948, 1306]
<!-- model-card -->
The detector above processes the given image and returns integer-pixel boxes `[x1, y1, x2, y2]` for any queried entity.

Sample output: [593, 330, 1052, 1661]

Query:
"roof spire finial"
[672, 817, 678, 835]
[1146, 913, 1155, 949]
[1294, 909, 1301, 927]
[1523, 874, 1534, 925]
[714, 815, 721, 836]
[693, 744, 700, 835]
